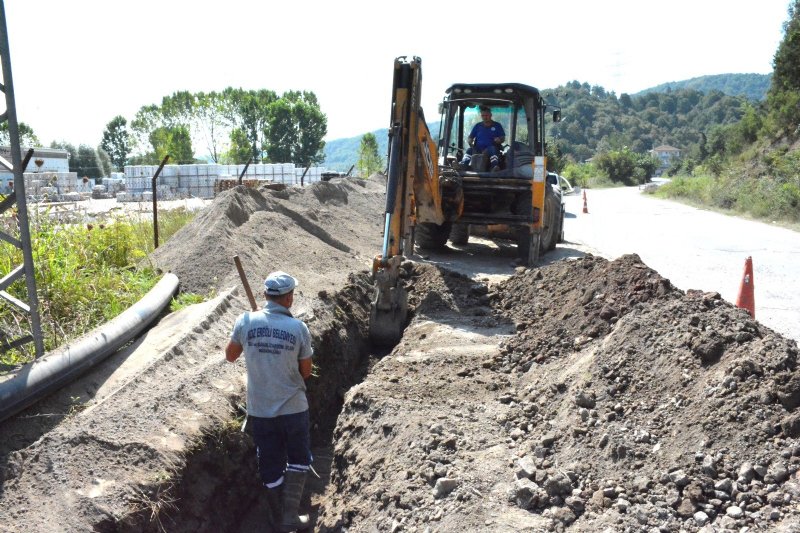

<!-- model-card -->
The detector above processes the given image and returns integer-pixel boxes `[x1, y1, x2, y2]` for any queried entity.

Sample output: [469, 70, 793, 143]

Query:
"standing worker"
[225, 271, 314, 532]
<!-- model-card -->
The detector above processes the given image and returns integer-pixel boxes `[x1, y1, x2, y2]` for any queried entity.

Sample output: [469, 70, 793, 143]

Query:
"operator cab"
[438, 83, 557, 178]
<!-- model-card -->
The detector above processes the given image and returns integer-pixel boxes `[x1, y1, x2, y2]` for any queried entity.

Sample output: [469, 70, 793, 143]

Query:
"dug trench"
[109, 259, 498, 532]
[102, 269, 379, 532]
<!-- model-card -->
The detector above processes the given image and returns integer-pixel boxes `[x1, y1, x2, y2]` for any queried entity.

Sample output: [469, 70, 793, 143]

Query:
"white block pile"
[22, 172, 80, 195]
[118, 162, 335, 200]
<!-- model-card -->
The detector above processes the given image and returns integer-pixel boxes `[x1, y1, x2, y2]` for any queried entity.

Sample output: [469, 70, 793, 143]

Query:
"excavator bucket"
[369, 256, 408, 346]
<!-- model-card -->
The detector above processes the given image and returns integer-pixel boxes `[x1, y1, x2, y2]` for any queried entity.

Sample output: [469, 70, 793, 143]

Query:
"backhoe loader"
[369, 56, 562, 345]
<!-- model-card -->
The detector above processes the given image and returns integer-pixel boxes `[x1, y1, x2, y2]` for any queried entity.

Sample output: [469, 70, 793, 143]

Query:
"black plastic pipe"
[0, 273, 179, 423]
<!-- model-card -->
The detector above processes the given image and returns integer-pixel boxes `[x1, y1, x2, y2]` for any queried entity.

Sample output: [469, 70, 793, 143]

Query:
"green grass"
[0, 205, 198, 368]
[655, 168, 800, 229]
[170, 292, 208, 312]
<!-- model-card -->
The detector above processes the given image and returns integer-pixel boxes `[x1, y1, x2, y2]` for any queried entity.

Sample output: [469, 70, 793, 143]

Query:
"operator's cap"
[264, 271, 298, 296]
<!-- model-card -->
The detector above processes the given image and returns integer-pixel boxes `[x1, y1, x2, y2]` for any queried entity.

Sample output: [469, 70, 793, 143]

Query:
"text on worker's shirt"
[246, 326, 297, 346]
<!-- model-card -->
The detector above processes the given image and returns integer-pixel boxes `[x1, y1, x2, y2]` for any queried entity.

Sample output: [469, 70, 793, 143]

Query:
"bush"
[594, 148, 659, 186]
[561, 162, 597, 188]
[655, 175, 714, 203]
[657, 166, 800, 224]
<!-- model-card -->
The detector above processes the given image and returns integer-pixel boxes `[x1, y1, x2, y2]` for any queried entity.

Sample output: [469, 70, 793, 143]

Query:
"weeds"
[0, 206, 197, 368]
[130, 482, 178, 533]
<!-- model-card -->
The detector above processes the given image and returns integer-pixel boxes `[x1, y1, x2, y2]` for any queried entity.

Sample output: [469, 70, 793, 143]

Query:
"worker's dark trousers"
[251, 410, 312, 487]
[461, 145, 500, 169]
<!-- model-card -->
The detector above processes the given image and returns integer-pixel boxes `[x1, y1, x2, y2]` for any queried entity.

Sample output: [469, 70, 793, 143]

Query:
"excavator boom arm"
[370, 56, 442, 345]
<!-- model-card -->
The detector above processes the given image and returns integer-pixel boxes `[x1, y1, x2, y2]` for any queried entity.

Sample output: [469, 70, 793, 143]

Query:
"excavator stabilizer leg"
[369, 256, 408, 346]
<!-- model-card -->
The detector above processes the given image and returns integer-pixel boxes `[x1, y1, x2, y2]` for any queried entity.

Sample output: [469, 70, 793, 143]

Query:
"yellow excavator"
[369, 56, 563, 345]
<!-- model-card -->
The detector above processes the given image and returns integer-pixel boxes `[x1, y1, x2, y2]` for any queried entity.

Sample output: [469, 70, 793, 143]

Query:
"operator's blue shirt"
[230, 301, 313, 418]
[469, 121, 505, 151]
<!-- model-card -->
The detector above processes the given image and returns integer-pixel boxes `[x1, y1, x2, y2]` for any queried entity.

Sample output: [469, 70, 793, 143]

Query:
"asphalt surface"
[562, 184, 800, 345]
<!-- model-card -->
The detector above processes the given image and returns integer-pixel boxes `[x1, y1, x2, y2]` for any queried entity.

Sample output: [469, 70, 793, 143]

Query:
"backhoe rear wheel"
[449, 223, 469, 245]
[416, 222, 452, 251]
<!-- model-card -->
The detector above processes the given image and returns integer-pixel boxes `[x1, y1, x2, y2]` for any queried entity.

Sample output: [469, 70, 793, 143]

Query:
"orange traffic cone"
[582, 190, 589, 214]
[735, 256, 755, 318]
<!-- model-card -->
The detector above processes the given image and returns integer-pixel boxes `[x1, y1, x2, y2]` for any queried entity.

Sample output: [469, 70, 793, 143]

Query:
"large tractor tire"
[449, 223, 469, 245]
[516, 228, 534, 264]
[416, 222, 452, 251]
[514, 185, 561, 262]
[514, 192, 535, 263]
[541, 186, 561, 251]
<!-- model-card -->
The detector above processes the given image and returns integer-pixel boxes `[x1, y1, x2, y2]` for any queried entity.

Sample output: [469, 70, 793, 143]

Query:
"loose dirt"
[2, 176, 799, 533]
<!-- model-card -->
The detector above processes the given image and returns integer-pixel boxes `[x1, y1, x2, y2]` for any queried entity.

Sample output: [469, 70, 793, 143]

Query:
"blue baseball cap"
[264, 271, 298, 296]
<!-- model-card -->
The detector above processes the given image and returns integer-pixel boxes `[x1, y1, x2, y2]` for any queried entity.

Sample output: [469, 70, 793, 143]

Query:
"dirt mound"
[491, 254, 800, 530]
[492, 254, 680, 372]
[149, 176, 386, 299]
[317, 255, 800, 532]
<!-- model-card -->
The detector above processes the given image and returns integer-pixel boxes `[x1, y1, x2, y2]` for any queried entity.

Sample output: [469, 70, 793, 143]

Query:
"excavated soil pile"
[318, 255, 800, 532]
[148, 177, 386, 298]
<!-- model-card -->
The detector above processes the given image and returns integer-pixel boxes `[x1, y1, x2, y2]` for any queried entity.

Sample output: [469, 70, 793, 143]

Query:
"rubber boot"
[280, 470, 313, 532]
[265, 487, 282, 531]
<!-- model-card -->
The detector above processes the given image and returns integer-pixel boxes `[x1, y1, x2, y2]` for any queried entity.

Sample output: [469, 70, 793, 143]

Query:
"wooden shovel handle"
[233, 255, 258, 311]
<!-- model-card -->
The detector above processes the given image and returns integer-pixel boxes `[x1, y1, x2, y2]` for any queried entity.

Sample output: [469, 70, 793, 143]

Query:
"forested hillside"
[637, 73, 772, 101]
[323, 77, 759, 171]
[546, 82, 751, 163]
[324, 131, 387, 172]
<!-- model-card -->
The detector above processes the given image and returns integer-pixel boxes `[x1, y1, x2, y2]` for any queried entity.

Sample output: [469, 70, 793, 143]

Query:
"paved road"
[562, 185, 800, 344]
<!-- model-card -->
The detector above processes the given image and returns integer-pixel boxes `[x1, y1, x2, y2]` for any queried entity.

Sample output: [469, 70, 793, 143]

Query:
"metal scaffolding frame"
[0, 0, 44, 358]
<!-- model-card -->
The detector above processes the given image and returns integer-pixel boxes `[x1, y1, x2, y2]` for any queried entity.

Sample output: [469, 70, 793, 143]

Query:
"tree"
[161, 90, 233, 163]
[73, 144, 104, 180]
[633, 152, 660, 183]
[594, 147, 650, 185]
[0, 122, 40, 148]
[357, 133, 383, 176]
[294, 94, 327, 166]
[265, 99, 296, 164]
[125, 87, 326, 166]
[193, 91, 233, 163]
[223, 128, 254, 164]
[149, 126, 194, 164]
[263, 91, 327, 165]
[545, 139, 568, 173]
[96, 147, 113, 176]
[130, 104, 162, 156]
[772, 0, 800, 93]
[767, 0, 800, 136]
[100, 116, 131, 170]
[224, 88, 277, 163]
[50, 141, 77, 166]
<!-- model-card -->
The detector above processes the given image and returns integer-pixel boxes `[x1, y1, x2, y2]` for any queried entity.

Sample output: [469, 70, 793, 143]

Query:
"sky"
[2, 0, 793, 149]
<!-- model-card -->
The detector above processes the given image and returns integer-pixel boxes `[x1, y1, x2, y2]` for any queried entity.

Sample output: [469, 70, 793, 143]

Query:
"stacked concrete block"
[120, 163, 335, 198]
[23, 171, 80, 196]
